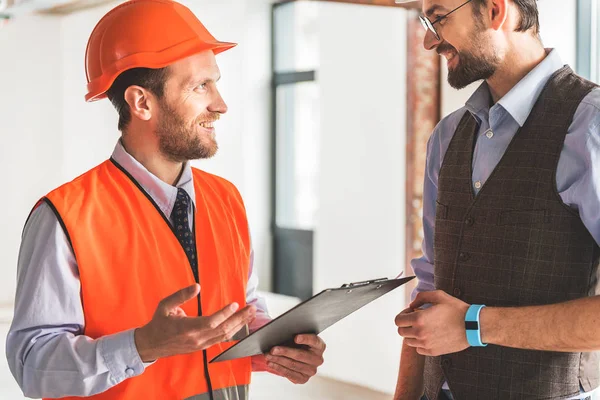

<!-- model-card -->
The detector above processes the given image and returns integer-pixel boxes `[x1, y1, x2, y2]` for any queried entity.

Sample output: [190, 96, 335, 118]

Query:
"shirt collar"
[465, 48, 564, 127]
[465, 81, 492, 122]
[111, 140, 196, 217]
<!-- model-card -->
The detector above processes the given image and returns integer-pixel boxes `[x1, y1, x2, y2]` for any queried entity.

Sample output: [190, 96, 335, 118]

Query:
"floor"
[0, 303, 391, 400]
[250, 372, 392, 400]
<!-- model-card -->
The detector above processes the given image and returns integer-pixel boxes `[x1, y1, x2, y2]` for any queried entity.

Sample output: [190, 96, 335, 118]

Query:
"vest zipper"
[198, 298, 215, 400]
[192, 215, 214, 400]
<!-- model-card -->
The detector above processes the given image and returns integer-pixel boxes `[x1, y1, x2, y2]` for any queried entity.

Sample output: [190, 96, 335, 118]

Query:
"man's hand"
[134, 284, 256, 362]
[395, 290, 470, 356]
[260, 334, 326, 384]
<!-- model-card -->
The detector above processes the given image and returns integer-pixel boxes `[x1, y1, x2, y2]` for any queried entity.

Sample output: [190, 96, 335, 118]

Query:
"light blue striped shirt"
[411, 49, 600, 400]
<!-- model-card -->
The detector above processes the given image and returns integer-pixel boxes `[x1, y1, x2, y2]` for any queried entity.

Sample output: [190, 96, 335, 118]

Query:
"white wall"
[314, 2, 407, 393]
[441, 0, 578, 117]
[60, 4, 120, 181]
[538, 0, 577, 68]
[0, 15, 65, 305]
[235, 0, 274, 290]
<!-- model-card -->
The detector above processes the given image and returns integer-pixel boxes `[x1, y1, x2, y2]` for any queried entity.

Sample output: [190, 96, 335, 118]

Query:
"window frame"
[270, 2, 318, 300]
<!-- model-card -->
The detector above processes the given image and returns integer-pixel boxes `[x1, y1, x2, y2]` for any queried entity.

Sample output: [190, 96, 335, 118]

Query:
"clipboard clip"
[340, 277, 388, 288]
[340, 271, 404, 289]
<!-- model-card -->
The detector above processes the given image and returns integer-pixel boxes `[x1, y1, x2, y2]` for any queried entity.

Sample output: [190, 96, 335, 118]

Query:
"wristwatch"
[465, 304, 487, 347]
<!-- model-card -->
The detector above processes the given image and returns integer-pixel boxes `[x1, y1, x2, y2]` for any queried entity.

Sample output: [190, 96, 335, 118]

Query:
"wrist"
[479, 306, 496, 345]
[251, 354, 269, 372]
[134, 326, 156, 363]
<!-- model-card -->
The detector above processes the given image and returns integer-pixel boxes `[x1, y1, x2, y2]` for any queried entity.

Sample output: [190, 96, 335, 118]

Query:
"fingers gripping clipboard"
[210, 275, 415, 363]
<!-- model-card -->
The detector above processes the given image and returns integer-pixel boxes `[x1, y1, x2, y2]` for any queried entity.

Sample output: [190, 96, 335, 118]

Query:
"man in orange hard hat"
[6, 0, 326, 399]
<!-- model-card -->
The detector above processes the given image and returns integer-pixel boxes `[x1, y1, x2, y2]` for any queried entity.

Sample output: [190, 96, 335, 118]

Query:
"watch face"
[465, 321, 479, 330]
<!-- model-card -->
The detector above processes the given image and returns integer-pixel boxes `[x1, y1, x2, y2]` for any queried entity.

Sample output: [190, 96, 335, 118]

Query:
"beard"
[155, 100, 219, 163]
[440, 24, 500, 89]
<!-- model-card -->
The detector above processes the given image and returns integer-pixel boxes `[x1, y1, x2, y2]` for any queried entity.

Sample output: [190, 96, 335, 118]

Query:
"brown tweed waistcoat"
[424, 67, 600, 400]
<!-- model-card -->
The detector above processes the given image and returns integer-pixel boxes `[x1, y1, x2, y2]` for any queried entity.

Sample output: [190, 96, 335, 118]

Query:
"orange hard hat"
[84, 0, 236, 102]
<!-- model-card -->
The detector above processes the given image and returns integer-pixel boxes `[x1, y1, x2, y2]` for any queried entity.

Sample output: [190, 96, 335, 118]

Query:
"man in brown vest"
[394, 1, 600, 399]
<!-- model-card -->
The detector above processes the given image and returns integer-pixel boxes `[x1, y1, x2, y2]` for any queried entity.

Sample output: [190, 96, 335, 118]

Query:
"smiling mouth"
[443, 51, 457, 62]
[444, 53, 460, 70]
[198, 113, 220, 129]
[199, 121, 215, 128]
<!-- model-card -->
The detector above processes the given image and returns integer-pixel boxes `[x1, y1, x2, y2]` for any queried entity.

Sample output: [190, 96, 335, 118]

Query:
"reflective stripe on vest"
[184, 384, 249, 400]
[40, 159, 252, 400]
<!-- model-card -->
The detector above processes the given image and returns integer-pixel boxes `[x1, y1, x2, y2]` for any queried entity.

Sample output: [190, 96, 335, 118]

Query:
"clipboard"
[210, 275, 415, 363]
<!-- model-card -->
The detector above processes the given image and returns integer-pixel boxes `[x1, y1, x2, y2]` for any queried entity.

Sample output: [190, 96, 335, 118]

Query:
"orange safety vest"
[39, 158, 252, 400]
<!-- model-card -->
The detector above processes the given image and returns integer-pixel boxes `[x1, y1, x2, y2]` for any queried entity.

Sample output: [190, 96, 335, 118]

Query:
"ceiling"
[1, 0, 118, 16]
[1, 0, 421, 18]
[278, 0, 421, 9]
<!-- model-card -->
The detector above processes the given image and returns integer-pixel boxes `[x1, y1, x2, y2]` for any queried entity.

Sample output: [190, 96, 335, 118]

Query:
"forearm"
[481, 295, 600, 352]
[393, 341, 425, 400]
[245, 243, 272, 335]
[7, 327, 145, 398]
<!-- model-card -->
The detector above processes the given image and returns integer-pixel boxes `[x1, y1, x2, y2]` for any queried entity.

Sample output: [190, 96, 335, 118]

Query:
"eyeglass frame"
[419, 0, 474, 41]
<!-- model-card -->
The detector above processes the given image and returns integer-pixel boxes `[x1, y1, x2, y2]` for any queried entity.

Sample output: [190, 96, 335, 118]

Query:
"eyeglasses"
[419, 0, 473, 41]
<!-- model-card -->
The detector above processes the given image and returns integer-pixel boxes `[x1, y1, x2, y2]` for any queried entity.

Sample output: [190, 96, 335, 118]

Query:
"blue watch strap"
[465, 304, 487, 347]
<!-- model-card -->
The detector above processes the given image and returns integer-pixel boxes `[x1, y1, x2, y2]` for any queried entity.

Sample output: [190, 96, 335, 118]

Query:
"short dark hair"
[106, 67, 169, 131]
[472, 0, 540, 35]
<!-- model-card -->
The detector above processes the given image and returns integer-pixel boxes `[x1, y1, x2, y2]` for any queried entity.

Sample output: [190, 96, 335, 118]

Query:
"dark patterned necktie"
[171, 188, 198, 282]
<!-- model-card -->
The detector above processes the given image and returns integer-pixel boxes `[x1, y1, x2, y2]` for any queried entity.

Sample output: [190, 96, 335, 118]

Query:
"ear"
[123, 85, 155, 123]
[488, 0, 508, 31]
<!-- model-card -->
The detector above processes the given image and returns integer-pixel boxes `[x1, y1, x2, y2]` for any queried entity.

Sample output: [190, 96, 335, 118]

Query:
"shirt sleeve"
[558, 89, 600, 246]
[245, 245, 272, 333]
[410, 127, 442, 302]
[6, 202, 148, 398]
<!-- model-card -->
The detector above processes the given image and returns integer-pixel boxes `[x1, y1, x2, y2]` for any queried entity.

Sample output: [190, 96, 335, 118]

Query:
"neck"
[121, 133, 183, 186]
[486, 37, 546, 103]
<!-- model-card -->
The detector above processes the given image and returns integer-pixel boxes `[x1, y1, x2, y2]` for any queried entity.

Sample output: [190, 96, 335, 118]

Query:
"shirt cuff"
[98, 328, 146, 385]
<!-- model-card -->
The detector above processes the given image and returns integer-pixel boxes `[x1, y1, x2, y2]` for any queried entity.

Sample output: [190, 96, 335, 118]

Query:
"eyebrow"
[425, 4, 448, 17]
[186, 74, 222, 88]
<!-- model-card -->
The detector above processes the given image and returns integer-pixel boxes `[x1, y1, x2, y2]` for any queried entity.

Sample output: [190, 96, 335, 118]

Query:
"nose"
[423, 29, 442, 51]
[208, 88, 228, 114]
